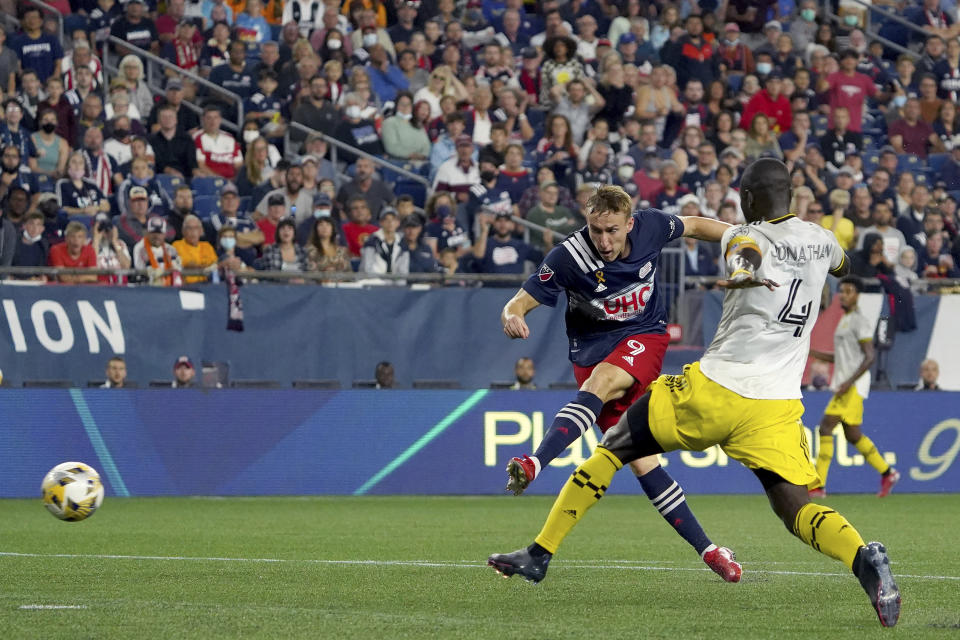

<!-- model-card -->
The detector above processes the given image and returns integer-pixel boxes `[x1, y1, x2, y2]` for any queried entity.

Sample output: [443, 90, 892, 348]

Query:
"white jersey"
[831, 307, 874, 399]
[700, 215, 845, 400]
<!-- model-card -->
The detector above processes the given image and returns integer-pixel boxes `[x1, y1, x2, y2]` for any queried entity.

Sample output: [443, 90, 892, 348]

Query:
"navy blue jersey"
[522, 208, 684, 366]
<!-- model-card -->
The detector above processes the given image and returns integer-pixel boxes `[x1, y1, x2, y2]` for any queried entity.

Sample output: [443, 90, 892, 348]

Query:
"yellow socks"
[793, 503, 866, 569]
[854, 435, 890, 475]
[534, 448, 622, 553]
[813, 434, 834, 489]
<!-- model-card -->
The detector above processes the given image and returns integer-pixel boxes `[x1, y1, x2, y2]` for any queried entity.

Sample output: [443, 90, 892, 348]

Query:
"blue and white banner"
[1, 389, 956, 497]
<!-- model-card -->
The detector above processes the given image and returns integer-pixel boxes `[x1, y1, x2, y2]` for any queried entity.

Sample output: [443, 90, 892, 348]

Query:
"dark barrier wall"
[2, 389, 956, 497]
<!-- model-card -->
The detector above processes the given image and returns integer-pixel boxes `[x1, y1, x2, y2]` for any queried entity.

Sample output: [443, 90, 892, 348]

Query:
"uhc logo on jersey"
[538, 264, 554, 282]
[590, 282, 654, 320]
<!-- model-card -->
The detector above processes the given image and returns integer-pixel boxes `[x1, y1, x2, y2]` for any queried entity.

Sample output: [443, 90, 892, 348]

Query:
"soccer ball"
[41, 462, 105, 522]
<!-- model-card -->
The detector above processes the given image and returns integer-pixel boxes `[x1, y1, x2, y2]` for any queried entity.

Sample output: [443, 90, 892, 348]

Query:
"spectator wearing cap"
[172, 356, 196, 388]
[717, 23, 755, 76]
[116, 157, 172, 218]
[433, 135, 481, 202]
[257, 217, 309, 272]
[819, 107, 863, 173]
[194, 106, 243, 180]
[244, 70, 286, 137]
[525, 181, 581, 252]
[382, 91, 431, 164]
[889, 97, 943, 160]
[172, 214, 218, 283]
[387, 0, 419, 50]
[205, 182, 264, 266]
[517, 47, 542, 106]
[465, 155, 513, 228]
[470, 210, 543, 278]
[118, 186, 168, 249]
[133, 216, 181, 285]
[359, 208, 409, 275]
[0, 100, 38, 173]
[740, 72, 791, 134]
[817, 49, 877, 133]
[399, 214, 438, 273]
[297, 191, 334, 242]
[257, 192, 288, 245]
[48, 221, 98, 283]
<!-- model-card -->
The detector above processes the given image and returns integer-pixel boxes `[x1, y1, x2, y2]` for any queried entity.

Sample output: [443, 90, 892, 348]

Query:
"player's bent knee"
[599, 417, 635, 464]
[629, 455, 661, 476]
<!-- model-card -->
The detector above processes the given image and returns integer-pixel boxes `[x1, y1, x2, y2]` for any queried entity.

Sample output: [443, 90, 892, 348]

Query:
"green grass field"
[1, 494, 958, 639]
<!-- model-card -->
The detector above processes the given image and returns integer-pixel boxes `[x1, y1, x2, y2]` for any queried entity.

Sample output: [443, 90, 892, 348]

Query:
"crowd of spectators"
[1, 0, 960, 286]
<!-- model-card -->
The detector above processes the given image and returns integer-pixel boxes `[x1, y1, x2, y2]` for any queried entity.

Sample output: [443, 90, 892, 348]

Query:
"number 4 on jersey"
[778, 279, 812, 337]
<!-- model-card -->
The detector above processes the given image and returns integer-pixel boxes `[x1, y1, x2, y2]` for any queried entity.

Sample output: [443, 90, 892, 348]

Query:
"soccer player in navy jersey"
[499, 184, 741, 581]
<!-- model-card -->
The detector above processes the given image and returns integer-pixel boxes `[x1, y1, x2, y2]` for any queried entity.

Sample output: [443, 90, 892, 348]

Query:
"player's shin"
[534, 447, 622, 553]
[814, 434, 834, 489]
[634, 462, 713, 555]
[532, 391, 604, 470]
[792, 503, 866, 569]
[853, 435, 890, 475]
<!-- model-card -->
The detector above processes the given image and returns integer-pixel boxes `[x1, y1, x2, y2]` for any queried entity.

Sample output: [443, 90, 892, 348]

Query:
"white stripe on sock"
[659, 495, 686, 516]
[564, 403, 597, 426]
[650, 481, 679, 506]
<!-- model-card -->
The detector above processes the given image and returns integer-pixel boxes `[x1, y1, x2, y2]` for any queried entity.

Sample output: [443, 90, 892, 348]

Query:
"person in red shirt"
[194, 106, 243, 180]
[340, 196, 380, 257]
[740, 72, 792, 134]
[48, 221, 98, 283]
[257, 192, 287, 245]
[817, 49, 877, 132]
[889, 97, 944, 159]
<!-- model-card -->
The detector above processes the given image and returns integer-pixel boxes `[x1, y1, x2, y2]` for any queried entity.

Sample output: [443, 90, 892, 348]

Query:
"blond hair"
[585, 185, 633, 218]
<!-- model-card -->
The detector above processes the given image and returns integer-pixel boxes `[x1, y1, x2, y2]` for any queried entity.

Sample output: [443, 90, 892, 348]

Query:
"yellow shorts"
[648, 362, 818, 487]
[823, 387, 864, 425]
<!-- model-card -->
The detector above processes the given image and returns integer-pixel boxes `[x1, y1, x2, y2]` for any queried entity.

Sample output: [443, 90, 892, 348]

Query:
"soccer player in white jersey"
[488, 158, 901, 628]
[808, 276, 900, 498]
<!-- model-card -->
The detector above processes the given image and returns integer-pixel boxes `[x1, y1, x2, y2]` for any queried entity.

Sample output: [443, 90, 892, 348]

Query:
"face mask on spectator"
[345, 105, 362, 119]
[398, 111, 412, 120]
[131, 175, 149, 186]
[314, 207, 332, 218]
[113, 128, 130, 140]
[41, 122, 56, 134]
[68, 167, 85, 180]
[2, 164, 18, 174]
[480, 170, 497, 182]
[220, 237, 237, 250]
[801, 9, 816, 21]
[22, 229, 42, 244]
[756, 62, 772, 75]
[243, 130, 260, 143]
[436, 204, 451, 219]
[363, 33, 378, 47]
[328, 38, 342, 50]
[618, 166, 635, 181]
[893, 95, 907, 107]
[844, 14, 858, 26]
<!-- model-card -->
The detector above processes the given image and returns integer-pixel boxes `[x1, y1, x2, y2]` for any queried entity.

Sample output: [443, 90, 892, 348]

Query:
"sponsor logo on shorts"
[538, 264, 554, 282]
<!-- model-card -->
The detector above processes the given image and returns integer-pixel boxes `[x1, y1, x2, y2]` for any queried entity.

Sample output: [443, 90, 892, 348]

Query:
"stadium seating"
[155, 174, 184, 199]
[191, 176, 227, 197]
[292, 380, 342, 389]
[394, 179, 427, 208]
[193, 196, 220, 218]
[928, 153, 950, 175]
[34, 174, 54, 193]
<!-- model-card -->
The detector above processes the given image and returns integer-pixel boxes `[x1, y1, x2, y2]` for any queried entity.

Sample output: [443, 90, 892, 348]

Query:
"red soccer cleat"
[505, 455, 536, 496]
[808, 487, 827, 499]
[703, 546, 742, 583]
[877, 469, 900, 498]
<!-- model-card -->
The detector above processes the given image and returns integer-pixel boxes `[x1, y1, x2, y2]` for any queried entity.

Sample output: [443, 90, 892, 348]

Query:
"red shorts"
[572, 333, 670, 432]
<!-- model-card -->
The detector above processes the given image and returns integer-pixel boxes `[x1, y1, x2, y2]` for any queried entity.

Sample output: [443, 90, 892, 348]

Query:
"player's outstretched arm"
[716, 232, 779, 291]
[501, 289, 541, 339]
[679, 216, 732, 243]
